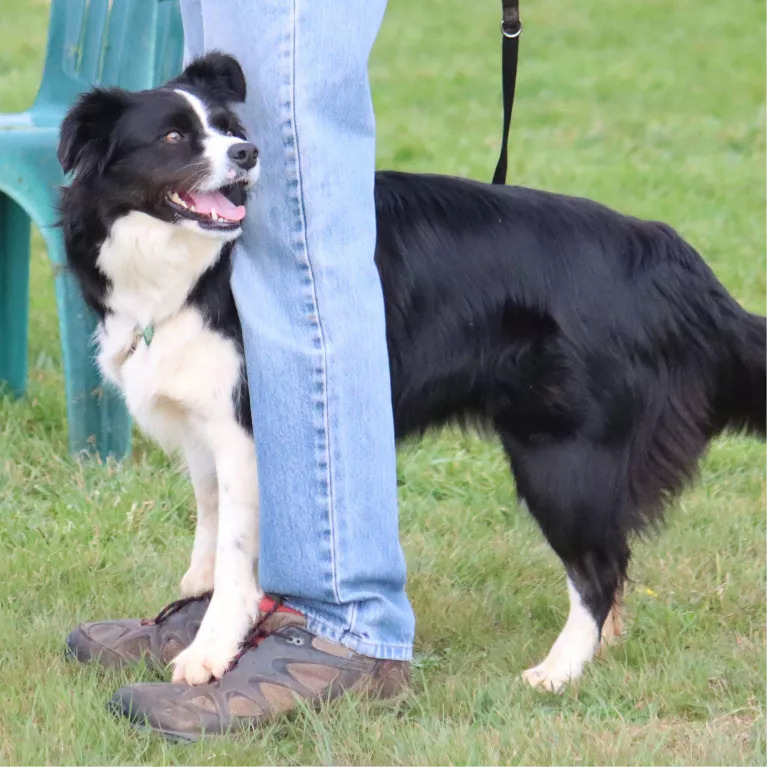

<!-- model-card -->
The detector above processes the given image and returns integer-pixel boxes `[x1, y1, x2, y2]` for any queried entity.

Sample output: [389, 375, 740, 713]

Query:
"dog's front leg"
[179, 441, 219, 598]
[172, 422, 262, 685]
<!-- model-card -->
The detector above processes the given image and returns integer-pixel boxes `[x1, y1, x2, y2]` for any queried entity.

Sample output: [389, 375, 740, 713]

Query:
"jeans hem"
[287, 602, 413, 661]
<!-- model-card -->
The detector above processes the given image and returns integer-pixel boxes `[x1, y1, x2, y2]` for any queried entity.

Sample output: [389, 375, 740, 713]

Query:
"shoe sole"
[107, 688, 411, 743]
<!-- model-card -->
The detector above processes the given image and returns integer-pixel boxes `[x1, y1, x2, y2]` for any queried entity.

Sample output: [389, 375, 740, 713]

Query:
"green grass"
[0, 0, 764, 763]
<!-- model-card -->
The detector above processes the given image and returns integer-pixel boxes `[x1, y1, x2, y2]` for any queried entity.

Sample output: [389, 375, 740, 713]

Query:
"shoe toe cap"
[65, 620, 145, 666]
[108, 683, 228, 740]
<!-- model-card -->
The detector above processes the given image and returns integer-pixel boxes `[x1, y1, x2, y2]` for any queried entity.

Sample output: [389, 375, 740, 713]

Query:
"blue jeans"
[180, 1, 414, 660]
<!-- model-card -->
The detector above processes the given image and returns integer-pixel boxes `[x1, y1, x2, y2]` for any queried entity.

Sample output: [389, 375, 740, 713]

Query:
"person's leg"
[199, 0, 414, 660]
[179, 0, 203, 63]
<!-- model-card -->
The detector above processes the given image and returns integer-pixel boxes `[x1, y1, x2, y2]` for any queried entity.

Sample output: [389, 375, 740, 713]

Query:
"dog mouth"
[165, 181, 248, 231]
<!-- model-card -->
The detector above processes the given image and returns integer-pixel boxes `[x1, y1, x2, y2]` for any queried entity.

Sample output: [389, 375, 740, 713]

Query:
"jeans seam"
[347, 600, 358, 636]
[288, 0, 341, 605]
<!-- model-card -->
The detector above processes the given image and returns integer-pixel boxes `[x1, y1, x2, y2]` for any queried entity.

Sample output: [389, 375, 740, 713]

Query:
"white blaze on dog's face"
[57, 53, 259, 242]
[165, 88, 260, 239]
[174, 88, 260, 192]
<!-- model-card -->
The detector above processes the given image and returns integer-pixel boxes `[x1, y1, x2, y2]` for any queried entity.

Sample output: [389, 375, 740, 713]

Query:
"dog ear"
[171, 52, 246, 103]
[58, 88, 130, 177]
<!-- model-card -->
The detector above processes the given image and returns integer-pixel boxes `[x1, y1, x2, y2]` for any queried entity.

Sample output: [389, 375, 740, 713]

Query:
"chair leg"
[0, 194, 31, 397]
[49, 240, 132, 459]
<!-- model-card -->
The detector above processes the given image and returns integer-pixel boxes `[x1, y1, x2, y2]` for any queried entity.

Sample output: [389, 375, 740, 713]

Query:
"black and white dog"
[58, 54, 765, 691]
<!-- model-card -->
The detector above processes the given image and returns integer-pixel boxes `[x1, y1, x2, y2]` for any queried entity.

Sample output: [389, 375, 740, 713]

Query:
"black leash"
[492, 0, 522, 185]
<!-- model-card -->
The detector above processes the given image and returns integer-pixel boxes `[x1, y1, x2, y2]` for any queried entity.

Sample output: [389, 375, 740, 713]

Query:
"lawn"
[0, 0, 764, 764]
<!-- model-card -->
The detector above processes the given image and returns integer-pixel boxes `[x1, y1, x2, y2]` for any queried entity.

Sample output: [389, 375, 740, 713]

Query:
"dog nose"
[227, 142, 258, 170]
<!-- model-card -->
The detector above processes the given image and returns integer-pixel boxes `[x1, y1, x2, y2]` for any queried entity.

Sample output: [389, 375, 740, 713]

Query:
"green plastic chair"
[0, 0, 184, 459]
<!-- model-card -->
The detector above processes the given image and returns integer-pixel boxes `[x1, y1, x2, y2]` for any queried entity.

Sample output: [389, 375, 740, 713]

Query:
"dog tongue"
[185, 190, 246, 221]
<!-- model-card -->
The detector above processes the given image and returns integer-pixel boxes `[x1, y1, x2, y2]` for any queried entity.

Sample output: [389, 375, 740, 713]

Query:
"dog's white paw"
[171, 634, 239, 685]
[521, 661, 573, 693]
[523, 577, 600, 693]
[179, 558, 215, 597]
[171, 588, 261, 684]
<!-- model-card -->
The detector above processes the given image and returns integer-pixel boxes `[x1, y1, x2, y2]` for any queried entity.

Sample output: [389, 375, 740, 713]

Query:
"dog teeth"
[168, 191, 202, 214]
[169, 192, 196, 212]
[169, 192, 233, 223]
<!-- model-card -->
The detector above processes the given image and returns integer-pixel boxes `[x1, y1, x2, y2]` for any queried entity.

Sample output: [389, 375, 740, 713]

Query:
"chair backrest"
[35, 0, 184, 111]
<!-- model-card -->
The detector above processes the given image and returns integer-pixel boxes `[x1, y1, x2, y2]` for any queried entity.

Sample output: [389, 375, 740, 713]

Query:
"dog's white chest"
[97, 308, 243, 449]
[92, 210, 244, 449]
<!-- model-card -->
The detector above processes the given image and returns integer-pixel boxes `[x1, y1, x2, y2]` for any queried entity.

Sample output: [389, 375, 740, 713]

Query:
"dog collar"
[126, 324, 155, 358]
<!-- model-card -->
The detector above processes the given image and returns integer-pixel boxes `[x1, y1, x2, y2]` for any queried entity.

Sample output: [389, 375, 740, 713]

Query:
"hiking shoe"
[65, 595, 301, 670]
[108, 621, 411, 741]
[65, 593, 213, 669]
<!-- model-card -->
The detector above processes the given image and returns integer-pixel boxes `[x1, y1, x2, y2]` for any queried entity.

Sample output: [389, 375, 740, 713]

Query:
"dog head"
[58, 52, 258, 240]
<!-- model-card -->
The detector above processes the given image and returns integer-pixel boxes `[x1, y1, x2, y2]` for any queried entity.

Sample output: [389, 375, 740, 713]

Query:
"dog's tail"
[714, 305, 766, 438]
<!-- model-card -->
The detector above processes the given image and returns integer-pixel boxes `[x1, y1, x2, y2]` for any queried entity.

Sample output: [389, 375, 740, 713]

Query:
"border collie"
[58, 53, 765, 691]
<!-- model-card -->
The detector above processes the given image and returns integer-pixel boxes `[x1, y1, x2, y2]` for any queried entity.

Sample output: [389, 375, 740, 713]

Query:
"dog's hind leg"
[499, 431, 631, 691]
[179, 440, 219, 598]
[521, 550, 628, 692]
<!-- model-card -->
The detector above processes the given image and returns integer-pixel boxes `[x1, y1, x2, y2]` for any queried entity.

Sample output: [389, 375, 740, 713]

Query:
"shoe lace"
[225, 596, 285, 672]
[140, 591, 213, 626]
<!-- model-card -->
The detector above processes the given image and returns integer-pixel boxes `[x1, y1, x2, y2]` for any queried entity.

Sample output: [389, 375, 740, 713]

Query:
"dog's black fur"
[377, 171, 764, 623]
[59, 53, 765, 655]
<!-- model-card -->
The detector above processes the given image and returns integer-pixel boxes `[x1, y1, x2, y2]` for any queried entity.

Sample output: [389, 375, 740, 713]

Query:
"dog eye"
[163, 130, 183, 143]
